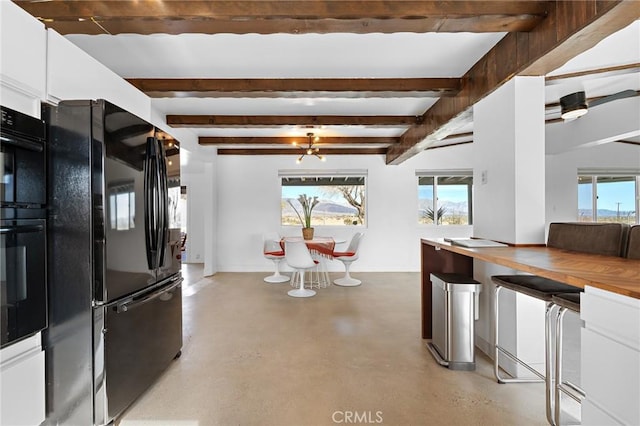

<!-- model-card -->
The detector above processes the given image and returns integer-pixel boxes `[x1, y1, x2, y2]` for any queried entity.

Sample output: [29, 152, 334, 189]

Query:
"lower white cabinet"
[581, 286, 640, 425]
[0, 333, 46, 426]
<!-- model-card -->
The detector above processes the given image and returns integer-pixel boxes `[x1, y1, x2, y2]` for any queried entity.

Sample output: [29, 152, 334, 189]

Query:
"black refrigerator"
[43, 100, 183, 425]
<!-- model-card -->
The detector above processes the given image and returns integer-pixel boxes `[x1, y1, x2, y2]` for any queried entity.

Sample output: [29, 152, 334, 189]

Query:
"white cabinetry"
[0, 333, 46, 426]
[581, 286, 640, 425]
[0, 1, 46, 116]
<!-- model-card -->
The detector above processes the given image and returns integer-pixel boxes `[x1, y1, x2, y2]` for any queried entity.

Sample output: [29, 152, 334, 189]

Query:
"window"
[578, 172, 639, 224]
[280, 172, 366, 226]
[108, 180, 135, 230]
[417, 172, 473, 225]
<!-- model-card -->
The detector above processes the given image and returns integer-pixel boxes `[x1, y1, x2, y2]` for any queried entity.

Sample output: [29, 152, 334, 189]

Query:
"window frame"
[578, 170, 640, 224]
[279, 169, 368, 228]
[416, 170, 474, 226]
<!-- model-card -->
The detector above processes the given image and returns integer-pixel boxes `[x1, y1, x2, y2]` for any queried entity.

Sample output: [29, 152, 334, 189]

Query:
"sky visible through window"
[579, 180, 635, 212]
[283, 185, 345, 201]
[418, 185, 469, 202]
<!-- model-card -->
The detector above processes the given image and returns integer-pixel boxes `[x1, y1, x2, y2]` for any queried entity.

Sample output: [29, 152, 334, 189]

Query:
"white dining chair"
[333, 232, 364, 287]
[262, 232, 289, 283]
[284, 240, 317, 297]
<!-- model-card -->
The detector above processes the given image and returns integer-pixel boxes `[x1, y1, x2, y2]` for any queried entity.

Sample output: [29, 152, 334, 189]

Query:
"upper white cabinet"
[0, 1, 46, 116]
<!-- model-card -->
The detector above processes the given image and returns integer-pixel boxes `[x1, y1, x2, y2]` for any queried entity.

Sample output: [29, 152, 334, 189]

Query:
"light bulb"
[320, 156, 326, 162]
[296, 155, 303, 164]
[292, 141, 297, 146]
[307, 149, 313, 155]
[168, 159, 173, 166]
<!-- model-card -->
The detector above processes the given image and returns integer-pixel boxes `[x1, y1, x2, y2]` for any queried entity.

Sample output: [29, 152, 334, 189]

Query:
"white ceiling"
[63, 20, 639, 148]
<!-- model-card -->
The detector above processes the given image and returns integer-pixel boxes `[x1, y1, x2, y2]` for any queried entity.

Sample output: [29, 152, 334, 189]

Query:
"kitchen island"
[420, 238, 640, 425]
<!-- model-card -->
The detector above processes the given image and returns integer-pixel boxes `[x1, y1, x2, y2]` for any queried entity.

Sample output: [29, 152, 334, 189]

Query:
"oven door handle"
[114, 279, 182, 314]
[0, 224, 45, 234]
[0, 135, 44, 153]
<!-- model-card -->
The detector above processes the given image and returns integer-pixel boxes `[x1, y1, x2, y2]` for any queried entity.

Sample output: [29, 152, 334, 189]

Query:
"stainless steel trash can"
[427, 272, 482, 371]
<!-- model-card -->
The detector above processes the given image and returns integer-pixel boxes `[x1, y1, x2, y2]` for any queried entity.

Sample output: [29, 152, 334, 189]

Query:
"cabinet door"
[0, 347, 45, 425]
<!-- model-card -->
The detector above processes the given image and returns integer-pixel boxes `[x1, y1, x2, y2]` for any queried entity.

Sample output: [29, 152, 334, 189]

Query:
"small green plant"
[288, 194, 319, 228]
[423, 206, 447, 225]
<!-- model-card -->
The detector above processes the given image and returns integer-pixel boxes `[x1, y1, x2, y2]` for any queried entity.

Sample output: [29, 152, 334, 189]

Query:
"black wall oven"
[0, 105, 47, 348]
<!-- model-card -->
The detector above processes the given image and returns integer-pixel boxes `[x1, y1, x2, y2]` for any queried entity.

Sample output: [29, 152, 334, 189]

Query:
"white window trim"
[578, 170, 640, 224]
[416, 170, 473, 226]
[279, 169, 368, 228]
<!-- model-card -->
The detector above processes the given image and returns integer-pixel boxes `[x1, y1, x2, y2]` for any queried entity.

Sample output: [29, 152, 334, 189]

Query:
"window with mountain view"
[578, 174, 639, 224]
[281, 174, 366, 227]
[418, 173, 473, 225]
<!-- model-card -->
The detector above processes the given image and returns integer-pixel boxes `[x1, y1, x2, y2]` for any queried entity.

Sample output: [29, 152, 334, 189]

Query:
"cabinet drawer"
[582, 328, 640, 426]
[0, 348, 45, 425]
[582, 286, 640, 348]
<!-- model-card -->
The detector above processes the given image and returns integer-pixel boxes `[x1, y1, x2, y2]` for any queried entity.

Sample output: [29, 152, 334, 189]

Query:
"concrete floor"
[118, 265, 548, 426]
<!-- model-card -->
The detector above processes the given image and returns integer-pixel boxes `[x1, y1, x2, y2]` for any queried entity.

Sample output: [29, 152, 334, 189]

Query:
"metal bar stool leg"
[545, 301, 557, 426]
[494, 285, 547, 384]
[554, 306, 585, 425]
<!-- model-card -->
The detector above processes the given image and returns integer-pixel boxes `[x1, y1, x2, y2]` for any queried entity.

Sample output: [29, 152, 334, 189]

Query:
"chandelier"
[293, 132, 326, 163]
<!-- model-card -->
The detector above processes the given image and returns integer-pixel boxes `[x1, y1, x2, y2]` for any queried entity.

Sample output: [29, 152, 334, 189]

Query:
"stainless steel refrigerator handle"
[143, 137, 156, 270]
[115, 279, 183, 314]
[0, 224, 45, 234]
[156, 138, 169, 267]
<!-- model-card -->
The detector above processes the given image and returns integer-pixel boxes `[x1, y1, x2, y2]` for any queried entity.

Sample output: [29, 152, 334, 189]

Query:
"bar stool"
[551, 292, 585, 425]
[492, 275, 582, 426]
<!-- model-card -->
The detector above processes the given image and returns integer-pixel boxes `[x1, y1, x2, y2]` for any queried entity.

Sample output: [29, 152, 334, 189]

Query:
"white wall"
[214, 144, 474, 273]
[473, 77, 546, 245]
[0, 1, 46, 117]
[46, 30, 151, 120]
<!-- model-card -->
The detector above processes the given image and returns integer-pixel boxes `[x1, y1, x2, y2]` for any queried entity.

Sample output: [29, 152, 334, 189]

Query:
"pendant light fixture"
[293, 132, 326, 163]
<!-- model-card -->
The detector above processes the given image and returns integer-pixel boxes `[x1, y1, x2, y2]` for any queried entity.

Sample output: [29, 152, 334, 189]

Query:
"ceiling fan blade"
[589, 89, 638, 108]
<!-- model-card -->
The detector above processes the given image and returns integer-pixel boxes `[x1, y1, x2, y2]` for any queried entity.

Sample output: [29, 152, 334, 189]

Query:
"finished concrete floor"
[119, 265, 548, 426]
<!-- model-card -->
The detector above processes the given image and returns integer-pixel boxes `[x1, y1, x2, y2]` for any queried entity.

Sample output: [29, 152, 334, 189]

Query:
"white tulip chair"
[262, 232, 289, 283]
[333, 232, 364, 287]
[284, 240, 317, 298]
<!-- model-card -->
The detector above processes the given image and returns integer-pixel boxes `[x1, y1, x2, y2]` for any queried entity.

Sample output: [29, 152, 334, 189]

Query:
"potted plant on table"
[288, 194, 319, 240]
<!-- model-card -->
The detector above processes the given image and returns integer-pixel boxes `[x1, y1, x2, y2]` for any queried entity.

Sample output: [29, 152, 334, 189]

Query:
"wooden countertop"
[422, 238, 640, 299]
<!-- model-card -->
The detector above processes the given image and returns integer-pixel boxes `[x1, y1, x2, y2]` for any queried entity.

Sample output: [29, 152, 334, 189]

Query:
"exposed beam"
[387, 0, 640, 165]
[168, 115, 417, 127]
[16, 1, 548, 35]
[198, 136, 398, 145]
[545, 63, 640, 85]
[217, 148, 388, 155]
[127, 78, 461, 99]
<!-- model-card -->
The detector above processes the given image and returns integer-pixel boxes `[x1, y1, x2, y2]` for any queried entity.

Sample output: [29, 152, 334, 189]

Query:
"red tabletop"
[281, 237, 336, 258]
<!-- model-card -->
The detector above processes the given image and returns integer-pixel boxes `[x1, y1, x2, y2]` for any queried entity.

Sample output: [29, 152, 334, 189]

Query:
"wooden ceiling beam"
[16, 1, 548, 34]
[127, 78, 461, 98]
[199, 136, 398, 145]
[545, 63, 640, 86]
[168, 115, 417, 127]
[387, 0, 640, 165]
[218, 147, 388, 156]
